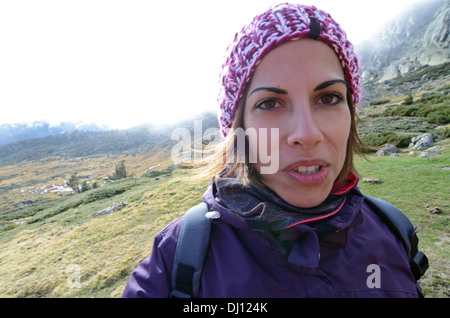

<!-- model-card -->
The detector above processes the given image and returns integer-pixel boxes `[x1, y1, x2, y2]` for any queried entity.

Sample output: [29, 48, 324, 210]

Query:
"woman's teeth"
[294, 165, 321, 175]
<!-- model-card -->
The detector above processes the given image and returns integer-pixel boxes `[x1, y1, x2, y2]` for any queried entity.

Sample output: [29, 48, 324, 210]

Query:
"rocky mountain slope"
[357, 0, 449, 101]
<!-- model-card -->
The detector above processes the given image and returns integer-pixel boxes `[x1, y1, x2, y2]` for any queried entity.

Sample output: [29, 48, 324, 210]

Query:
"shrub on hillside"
[403, 94, 414, 105]
[382, 93, 449, 125]
[27, 178, 143, 224]
[437, 126, 450, 138]
[108, 160, 127, 180]
[371, 99, 391, 106]
[424, 105, 450, 125]
[0, 199, 55, 222]
[360, 131, 412, 153]
[357, 116, 433, 137]
[85, 182, 128, 202]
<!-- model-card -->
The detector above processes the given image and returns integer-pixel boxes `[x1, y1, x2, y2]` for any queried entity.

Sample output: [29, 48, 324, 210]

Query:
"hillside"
[0, 127, 168, 167]
[0, 111, 219, 167]
[353, 0, 450, 146]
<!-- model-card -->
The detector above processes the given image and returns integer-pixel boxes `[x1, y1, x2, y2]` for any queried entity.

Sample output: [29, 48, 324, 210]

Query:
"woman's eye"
[319, 93, 343, 105]
[255, 98, 280, 110]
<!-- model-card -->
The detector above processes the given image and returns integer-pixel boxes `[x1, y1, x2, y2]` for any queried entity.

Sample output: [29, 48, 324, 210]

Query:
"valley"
[0, 148, 173, 213]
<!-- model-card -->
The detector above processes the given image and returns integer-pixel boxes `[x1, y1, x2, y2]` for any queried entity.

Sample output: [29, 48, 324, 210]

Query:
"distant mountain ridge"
[0, 121, 109, 145]
[0, 112, 219, 167]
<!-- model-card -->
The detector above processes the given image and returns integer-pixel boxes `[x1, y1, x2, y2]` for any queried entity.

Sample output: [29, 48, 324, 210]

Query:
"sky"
[0, 0, 426, 130]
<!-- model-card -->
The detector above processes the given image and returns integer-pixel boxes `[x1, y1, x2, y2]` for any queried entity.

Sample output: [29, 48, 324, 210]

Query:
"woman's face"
[243, 39, 351, 208]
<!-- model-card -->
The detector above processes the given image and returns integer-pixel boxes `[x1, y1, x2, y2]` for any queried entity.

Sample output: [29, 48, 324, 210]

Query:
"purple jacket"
[122, 178, 419, 298]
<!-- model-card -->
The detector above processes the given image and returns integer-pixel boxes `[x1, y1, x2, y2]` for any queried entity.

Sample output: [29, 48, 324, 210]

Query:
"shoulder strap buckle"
[411, 251, 429, 281]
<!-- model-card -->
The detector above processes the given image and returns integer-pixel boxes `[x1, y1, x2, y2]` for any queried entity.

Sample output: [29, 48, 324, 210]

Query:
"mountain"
[356, 0, 449, 101]
[0, 121, 109, 145]
[0, 111, 219, 167]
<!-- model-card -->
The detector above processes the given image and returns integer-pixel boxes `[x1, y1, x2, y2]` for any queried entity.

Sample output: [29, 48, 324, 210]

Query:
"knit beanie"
[218, 3, 361, 137]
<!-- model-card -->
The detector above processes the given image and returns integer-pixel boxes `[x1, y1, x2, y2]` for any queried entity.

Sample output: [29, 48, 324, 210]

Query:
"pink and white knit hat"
[218, 3, 361, 136]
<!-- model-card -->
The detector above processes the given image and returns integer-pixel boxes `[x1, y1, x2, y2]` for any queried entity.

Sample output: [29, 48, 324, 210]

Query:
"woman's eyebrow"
[249, 79, 347, 96]
[314, 79, 347, 91]
[249, 87, 288, 96]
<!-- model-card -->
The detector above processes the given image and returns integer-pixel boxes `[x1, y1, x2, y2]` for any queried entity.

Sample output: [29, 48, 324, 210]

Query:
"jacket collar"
[203, 172, 359, 230]
[202, 173, 364, 269]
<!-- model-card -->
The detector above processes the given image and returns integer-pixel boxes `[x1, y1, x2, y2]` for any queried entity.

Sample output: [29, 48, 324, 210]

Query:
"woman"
[123, 3, 424, 298]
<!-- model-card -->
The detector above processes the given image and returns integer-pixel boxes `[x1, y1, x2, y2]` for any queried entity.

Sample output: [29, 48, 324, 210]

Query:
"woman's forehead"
[249, 39, 345, 89]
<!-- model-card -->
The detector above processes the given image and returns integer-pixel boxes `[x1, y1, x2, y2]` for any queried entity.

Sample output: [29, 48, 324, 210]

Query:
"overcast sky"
[0, 0, 425, 129]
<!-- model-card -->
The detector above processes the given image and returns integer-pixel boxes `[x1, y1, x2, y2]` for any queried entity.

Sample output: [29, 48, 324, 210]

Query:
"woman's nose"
[286, 104, 323, 148]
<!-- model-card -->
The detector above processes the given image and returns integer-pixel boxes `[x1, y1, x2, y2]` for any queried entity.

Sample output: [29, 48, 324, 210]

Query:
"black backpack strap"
[170, 202, 211, 298]
[363, 195, 429, 282]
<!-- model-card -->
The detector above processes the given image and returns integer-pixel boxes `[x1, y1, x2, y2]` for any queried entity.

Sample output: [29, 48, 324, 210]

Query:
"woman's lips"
[284, 160, 329, 186]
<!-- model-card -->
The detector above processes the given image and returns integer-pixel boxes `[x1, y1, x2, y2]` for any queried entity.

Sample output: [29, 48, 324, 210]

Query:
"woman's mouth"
[294, 165, 321, 175]
[286, 161, 329, 185]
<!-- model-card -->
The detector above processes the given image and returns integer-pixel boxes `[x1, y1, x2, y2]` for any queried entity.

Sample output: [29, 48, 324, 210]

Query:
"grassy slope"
[355, 138, 449, 297]
[0, 168, 207, 297]
[0, 141, 448, 298]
